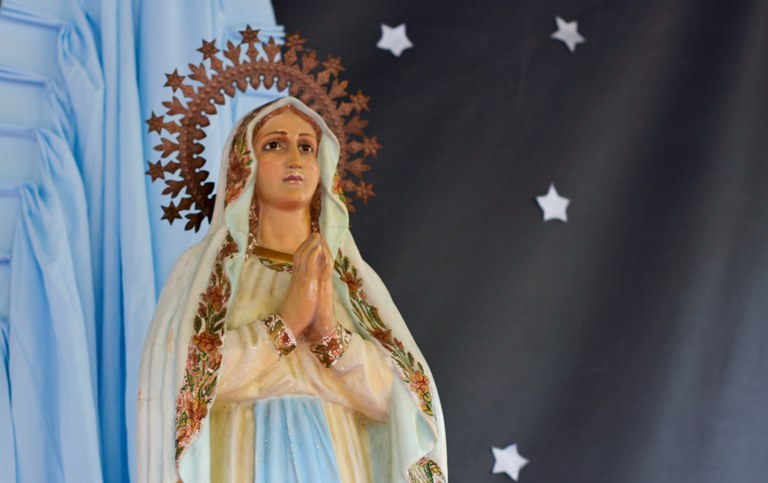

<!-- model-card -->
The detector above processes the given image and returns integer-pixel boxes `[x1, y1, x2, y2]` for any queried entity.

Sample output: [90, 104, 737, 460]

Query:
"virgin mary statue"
[137, 97, 447, 482]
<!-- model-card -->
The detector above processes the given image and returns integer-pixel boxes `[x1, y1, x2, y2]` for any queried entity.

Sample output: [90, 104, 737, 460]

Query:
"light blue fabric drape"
[0, 1, 283, 481]
[9, 129, 101, 482]
[0, 314, 15, 483]
[253, 396, 342, 483]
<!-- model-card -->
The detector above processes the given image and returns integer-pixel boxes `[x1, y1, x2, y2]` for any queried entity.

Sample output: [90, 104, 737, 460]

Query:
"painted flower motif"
[408, 457, 446, 483]
[394, 338, 405, 352]
[177, 423, 195, 447]
[224, 134, 253, 205]
[258, 257, 294, 273]
[220, 234, 238, 258]
[207, 351, 223, 372]
[177, 396, 206, 444]
[332, 173, 343, 194]
[276, 331, 293, 348]
[410, 370, 431, 396]
[340, 270, 363, 294]
[325, 337, 342, 353]
[225, 167, 250, 205]
[192, 332, 222, 354]
[262, 313, 297, 356]
[201, 283, 226, 308]
[184, 343, 200, 371]
[310, 326, 352, 367]
[370, 327, 392, 344]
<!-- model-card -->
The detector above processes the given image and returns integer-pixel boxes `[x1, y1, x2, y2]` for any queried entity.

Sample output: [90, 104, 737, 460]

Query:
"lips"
[283, 173, 304, 183]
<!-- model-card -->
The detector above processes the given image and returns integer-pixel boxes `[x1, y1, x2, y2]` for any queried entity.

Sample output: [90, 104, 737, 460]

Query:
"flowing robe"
[211, 250, 393, 482]
[137, 97, 447, 483]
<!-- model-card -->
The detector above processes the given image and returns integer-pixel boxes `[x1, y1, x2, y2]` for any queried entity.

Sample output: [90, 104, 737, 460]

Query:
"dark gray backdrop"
[275, 1, 768, 481]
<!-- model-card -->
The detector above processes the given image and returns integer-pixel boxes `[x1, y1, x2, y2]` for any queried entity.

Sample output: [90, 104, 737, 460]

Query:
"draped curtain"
[0, 1, 283, 481]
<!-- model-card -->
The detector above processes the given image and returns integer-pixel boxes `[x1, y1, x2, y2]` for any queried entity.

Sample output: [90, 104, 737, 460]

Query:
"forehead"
[256, 110, 317, 138]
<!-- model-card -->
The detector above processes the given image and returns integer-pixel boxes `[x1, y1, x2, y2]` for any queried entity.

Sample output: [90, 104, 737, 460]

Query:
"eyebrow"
[261, 130, 316, 138]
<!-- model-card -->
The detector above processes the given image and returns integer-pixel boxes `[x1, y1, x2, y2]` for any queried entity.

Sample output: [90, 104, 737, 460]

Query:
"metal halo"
[146, 27, 381, 231]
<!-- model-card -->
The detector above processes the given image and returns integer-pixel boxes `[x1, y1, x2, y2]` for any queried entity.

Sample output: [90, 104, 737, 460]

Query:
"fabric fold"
[253, 396, 342, 483]
[9, 177, 101, 481]
[0, 315, 16, 483]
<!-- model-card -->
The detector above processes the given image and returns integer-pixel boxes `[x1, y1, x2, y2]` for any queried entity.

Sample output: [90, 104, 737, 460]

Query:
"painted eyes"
[263, 140, 281, 151]
[262, 140, 316, 154]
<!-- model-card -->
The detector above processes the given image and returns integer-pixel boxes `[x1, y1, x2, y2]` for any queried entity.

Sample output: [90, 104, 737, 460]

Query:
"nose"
[286, 143, 303, 169]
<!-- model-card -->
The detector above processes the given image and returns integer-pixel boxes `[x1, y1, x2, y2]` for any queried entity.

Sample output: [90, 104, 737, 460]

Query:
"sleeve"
[306, 299, 394, 423]
[215, 313, 297, 402]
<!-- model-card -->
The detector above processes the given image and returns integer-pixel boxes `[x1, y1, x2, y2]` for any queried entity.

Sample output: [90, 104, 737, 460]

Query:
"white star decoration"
[492, 444, 529, 481]
[550, 16, 585, 52]
[536, 183, 570, 222]
[376, 23, 413, 57]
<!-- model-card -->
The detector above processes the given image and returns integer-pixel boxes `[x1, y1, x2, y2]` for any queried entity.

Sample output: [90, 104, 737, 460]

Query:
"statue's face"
[253, 110, 321, 211]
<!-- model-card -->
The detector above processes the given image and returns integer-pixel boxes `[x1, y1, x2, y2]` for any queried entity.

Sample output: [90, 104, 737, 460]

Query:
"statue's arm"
[306, 299, 393, 423]
[216, 313, 296, 401]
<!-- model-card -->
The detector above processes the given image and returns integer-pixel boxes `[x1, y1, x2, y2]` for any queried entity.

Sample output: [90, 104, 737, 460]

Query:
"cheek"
[254, 158, 280, 192]
[306, 161, 321, 187]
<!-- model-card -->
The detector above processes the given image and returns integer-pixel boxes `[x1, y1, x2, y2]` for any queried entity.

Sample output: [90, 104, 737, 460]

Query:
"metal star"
[361, 136, 381, 157]
[161, 202, 182, 224]
[146, 112, 165, 134]
[285, 32, 307, 50]
[349, 90, 370, 112]
[197, 39, 219, 60]
[164, 69, 186, 92]
[343, 158, 370, 178]
[146, 160, 165, 182]
[536, 183, 570, 222]
[353, 181, 375, 203]
[239, 25, 261, 44]
[491, 444, 529, 481]
[376, 23, 413, 57]
[550, 16, 586, 52]
[322, 55, 345, 77]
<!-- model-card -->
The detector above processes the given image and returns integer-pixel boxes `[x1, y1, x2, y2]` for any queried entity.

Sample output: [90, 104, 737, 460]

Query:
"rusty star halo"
[145, 26, 382, 231]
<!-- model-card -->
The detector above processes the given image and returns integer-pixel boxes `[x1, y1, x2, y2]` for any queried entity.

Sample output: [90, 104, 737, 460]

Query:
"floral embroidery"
[224, 109, 260, 205]
[339, 267, 363, 294]
[310, 325, 352, 367]
[408, 457, 446, 483]
[262, 313, 297, 356]
[258, 257, 294, 273]
[334, 250, 435, 417]
[332, 173, 343, 194]
[332, 172, 347, 205]
[246, 192, 259, 257]
[174, 233, 238, 464]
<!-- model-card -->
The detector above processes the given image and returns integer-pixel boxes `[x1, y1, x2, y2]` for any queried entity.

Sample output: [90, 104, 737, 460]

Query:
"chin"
[274, 195, 313, 211]
[258, 184, 317, 210]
